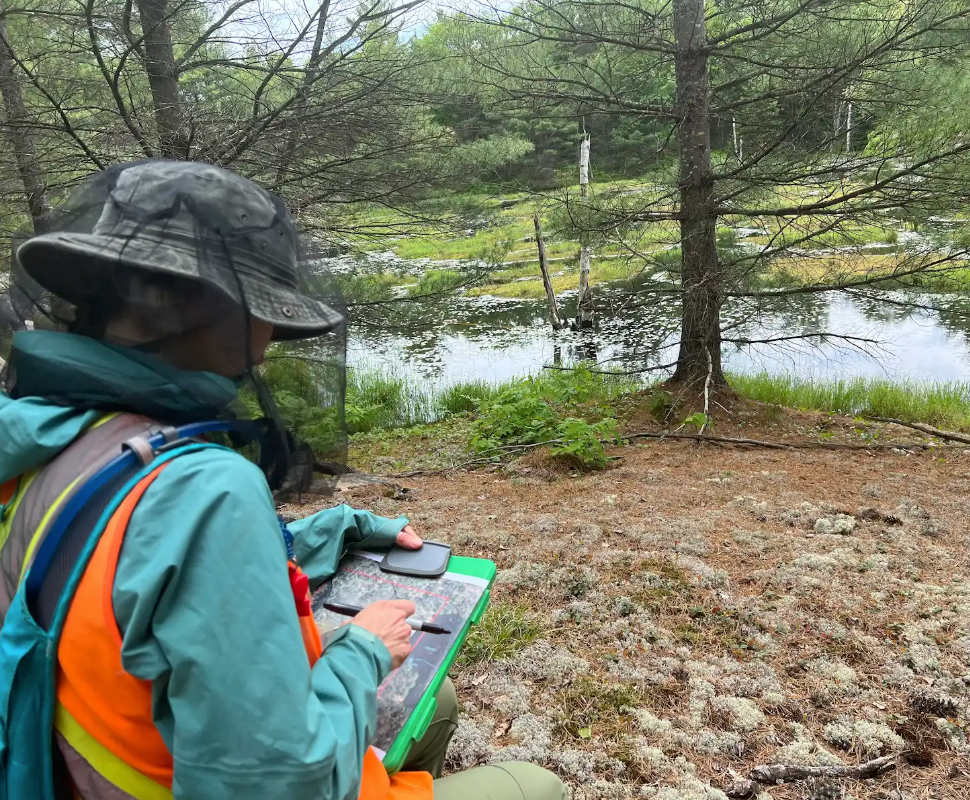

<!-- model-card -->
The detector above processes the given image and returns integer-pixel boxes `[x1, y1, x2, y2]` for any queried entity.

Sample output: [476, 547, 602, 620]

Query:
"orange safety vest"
[54, 462, 433, 800]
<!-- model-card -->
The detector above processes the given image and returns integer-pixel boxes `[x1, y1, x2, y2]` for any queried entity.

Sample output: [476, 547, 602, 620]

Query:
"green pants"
[402, 679, 566, 800]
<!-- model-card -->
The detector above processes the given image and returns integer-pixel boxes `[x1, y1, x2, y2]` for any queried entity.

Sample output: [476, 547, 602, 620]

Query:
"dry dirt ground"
[286, 413, 970, 800]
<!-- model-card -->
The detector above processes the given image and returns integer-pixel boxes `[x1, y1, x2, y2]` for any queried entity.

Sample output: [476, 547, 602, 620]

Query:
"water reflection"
[338, 257, 970, 387]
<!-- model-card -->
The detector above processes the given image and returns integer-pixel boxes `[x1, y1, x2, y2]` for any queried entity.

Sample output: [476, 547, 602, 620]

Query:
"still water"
[338, 257, 970, 389]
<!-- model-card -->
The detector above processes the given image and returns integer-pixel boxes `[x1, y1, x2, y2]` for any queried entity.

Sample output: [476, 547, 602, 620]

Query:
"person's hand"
[396, 525, 422, 550]
[351, 600, 415, 669]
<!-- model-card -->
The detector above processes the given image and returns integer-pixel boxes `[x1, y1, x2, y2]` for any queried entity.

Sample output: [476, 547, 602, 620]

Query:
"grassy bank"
[261, 358, 970, 474]
[346, 367, 640, 432]
[346, 367, 970, 434]
[729, 372, 970, 431]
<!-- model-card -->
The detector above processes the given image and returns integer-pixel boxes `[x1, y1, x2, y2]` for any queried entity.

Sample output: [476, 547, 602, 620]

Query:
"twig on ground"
[623, 430, 937, 451]
[380, 430, 940, 478]
[749, 755, 897, 783]
[388, 457, 500, 478]
[700, 347, 712, 435]
[865, 416, 970, 446]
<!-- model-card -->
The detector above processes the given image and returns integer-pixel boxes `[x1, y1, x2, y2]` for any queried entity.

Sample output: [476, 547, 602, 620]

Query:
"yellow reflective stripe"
[90, 412, 121, 430]
[55, 704, 173, 800]
[0, 469, 38, 551]
[18, 477, 83, 583]
[6, 412, 118, 567]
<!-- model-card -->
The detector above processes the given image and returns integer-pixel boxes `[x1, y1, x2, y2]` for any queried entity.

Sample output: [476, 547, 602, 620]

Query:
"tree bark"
[576, 133, 594, 327]
[0, 8, 51, 232]
[535, 212, 564, 329]
[671, 0, 725, 386]
[845, 101, 853, 152]
[750, 755, 896, 783]
[135, 0, 189, 159]
[732, 115, 742, 161]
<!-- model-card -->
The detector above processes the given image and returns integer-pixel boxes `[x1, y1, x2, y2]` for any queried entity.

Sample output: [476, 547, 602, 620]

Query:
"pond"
[332, 254, 970, 389]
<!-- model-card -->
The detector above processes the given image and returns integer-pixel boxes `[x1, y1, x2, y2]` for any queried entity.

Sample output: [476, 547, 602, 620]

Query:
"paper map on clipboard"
[310, 553, 487, 756]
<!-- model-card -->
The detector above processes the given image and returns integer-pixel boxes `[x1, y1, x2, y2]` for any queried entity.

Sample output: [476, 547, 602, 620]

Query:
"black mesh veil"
[1, 159, 348, 495]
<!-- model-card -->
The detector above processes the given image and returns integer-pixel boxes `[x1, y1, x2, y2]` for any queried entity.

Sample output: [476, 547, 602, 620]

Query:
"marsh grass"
[730, 372, 970, 430]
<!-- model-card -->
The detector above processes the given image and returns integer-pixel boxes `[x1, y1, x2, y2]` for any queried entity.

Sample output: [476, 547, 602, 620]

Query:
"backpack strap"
[26, 419, 258, 630]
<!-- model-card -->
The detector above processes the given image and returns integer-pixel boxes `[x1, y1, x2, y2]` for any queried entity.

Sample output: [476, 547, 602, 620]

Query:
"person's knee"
[435, 678, 459, 726]
[494, 762, 567, 800]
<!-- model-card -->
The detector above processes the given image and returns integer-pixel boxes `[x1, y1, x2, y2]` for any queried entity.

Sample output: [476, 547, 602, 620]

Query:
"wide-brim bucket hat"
[15, 160, 343, 341]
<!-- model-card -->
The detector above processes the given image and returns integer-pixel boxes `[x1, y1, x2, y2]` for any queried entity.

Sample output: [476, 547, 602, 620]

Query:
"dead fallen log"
[749, 755, 897, 783]
[865, 416, 970, 446]
[624, 430, 937, 451]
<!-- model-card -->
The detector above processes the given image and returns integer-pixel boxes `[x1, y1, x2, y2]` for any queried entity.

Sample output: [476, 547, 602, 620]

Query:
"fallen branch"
[623, 430, 937, 451]
[749, 755, 896, 783]
[865, 416, 970, 446]
[381, 432, 939, 478]
[699, 347, 712, 435]
[387, 457, 502, 478]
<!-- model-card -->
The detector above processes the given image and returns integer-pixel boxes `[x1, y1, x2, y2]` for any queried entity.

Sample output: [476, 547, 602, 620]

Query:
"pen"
[323, 602, 452, 635]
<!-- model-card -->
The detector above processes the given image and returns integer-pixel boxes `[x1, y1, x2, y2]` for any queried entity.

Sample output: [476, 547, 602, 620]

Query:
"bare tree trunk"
[671, 0, 725, 386]
[274, 0, 332, 187]
[845, 101, 853, 153]
[135, 0, 189, 159]
[0, 9, 50, 232]
[576, 133, 594, 328]
[535, 212, 564, 330]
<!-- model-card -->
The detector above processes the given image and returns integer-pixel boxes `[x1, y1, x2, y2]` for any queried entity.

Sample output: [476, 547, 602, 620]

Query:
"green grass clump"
[435, 380, 502, 416]
[346, 369, 438, 433]
[730, 372, 970, 431]
[393, 222, 527, 261]
[412, 269, 466, 295]
[458, 602, 544, 667]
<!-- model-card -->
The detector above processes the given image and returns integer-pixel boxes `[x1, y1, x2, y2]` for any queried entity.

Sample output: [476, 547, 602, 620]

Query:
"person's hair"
[68, 261, 240, 344]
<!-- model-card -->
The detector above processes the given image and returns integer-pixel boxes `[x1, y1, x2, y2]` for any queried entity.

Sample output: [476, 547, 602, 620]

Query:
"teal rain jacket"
[0, 330, 410, 800]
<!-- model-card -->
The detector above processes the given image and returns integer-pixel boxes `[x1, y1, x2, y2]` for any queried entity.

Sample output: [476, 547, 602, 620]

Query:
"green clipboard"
[381, 555, 496, 773]
[311, 553, 496, 774]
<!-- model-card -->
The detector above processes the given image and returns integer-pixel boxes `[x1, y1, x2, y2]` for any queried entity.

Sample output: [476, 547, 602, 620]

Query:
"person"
[0, 160, 566, 800]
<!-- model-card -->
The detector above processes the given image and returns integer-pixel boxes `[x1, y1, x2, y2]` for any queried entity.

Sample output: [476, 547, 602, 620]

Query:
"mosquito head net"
[3, 159, 348, 493]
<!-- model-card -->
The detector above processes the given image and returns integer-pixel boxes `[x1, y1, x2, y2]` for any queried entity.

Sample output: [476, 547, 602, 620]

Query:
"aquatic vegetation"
[729, 372, 970, 431]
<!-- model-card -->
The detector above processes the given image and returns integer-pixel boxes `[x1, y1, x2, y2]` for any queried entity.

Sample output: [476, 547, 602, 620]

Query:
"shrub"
[469, 366, 625, 467]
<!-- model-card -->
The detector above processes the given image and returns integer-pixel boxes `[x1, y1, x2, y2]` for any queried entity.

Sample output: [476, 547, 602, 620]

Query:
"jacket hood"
[1, 330, 239, 483]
